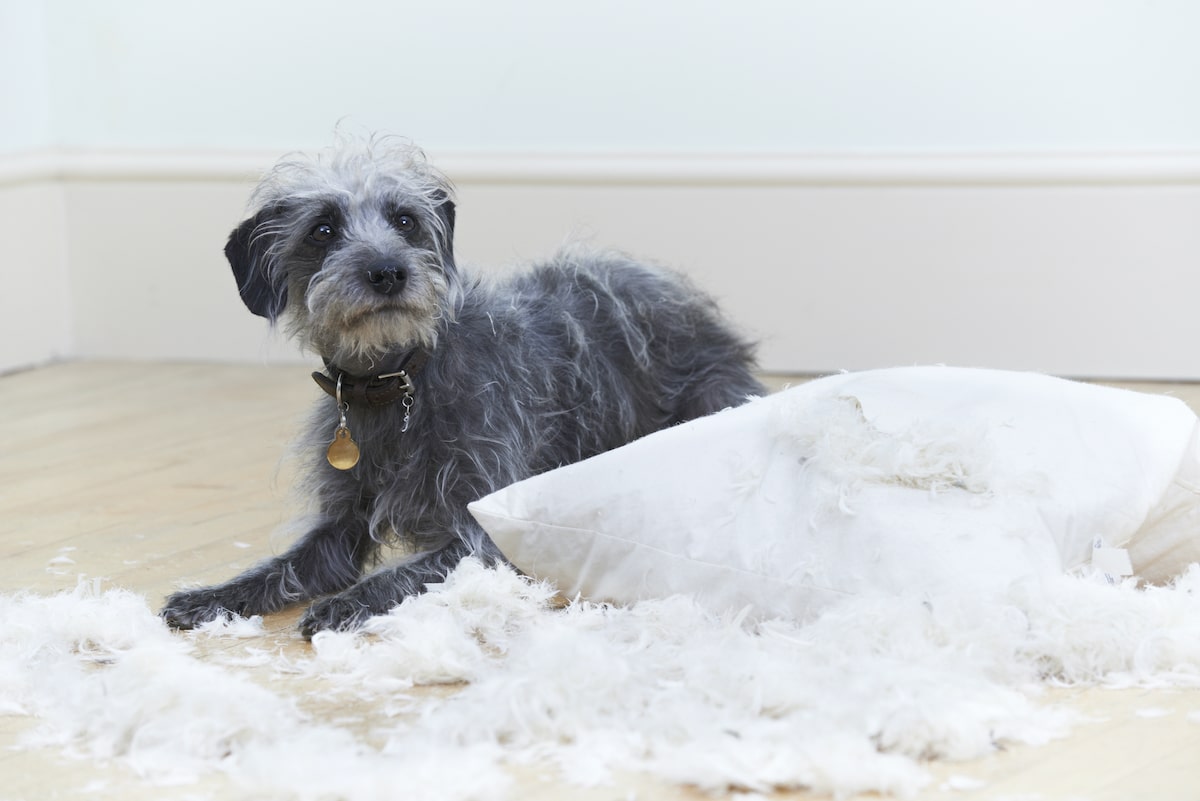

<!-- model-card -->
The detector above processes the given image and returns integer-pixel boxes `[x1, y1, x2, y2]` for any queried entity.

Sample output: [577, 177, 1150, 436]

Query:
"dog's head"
[226, 137, 458, 367]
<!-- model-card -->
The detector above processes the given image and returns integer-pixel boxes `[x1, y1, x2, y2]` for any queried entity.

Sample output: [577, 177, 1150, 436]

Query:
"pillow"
[468, 367, 1200, 621]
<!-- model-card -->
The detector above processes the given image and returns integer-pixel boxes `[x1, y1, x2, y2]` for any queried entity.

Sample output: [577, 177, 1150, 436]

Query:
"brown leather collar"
[311, 349, 430, 408]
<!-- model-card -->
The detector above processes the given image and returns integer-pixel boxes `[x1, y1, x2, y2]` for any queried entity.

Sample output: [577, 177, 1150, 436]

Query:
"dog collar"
[311, 348, 430, 408]
[314, 349, 429, 470]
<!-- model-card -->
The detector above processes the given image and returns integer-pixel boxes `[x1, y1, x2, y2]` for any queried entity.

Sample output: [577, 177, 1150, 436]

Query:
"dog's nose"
[366, 264, 407, 296]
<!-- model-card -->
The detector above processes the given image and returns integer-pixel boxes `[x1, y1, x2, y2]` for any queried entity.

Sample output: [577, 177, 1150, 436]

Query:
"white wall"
[7, 0, 1200, 154]
[0, 2, 52, 152]
[2, 1, 1199, 378]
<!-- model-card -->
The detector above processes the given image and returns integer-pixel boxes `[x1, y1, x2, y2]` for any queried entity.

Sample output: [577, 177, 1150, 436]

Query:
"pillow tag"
[1092, 537, 1133, 583]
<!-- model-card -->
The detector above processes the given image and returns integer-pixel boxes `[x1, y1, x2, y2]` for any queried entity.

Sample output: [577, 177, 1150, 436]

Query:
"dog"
[161, 137, 765, 637]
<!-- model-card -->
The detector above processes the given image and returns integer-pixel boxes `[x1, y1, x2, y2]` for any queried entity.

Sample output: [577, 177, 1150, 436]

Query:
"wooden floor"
[2, 361, 1199, 800]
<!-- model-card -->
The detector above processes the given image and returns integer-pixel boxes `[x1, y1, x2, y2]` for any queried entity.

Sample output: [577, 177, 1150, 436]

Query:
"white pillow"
[468, 367, 1200, 621]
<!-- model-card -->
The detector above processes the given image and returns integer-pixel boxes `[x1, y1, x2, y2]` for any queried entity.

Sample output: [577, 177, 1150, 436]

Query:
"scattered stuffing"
[194, 613, 267, 639]
[5, 565, 1200, 800]
[940, 775, 988, 792]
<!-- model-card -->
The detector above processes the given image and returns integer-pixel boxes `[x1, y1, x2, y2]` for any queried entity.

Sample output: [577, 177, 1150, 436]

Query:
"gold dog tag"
[327, 426, 360, 470]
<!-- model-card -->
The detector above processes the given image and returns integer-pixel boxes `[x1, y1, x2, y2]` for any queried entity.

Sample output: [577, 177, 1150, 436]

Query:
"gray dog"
[161, 137, 764, 637]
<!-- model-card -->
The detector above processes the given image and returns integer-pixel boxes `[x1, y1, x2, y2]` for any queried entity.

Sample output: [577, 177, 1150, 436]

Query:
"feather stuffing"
[6, 563, 1200, 799]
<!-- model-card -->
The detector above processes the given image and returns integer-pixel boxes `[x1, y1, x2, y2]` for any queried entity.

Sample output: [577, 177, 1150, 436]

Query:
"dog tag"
[327, 426, 360, 470]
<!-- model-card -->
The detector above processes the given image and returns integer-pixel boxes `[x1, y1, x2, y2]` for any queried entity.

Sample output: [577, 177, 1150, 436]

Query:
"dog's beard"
[291, 272, 449, 370]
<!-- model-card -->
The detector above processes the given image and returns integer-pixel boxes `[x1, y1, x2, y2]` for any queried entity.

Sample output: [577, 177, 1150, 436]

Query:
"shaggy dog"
[161, 138, 764, 636]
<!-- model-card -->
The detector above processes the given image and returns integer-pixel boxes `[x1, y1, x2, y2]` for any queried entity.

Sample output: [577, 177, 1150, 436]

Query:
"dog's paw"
[299, 595, 378, 639]
[160, 587, 240, 630]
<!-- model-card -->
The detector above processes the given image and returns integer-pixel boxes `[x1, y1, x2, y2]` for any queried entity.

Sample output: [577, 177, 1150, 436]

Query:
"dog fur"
[160, 137, 765, 637]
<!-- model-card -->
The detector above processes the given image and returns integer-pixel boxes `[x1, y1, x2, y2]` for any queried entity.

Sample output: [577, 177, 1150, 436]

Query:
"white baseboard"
[4, 149, 1200, 378]
[0, 181, 71, 371]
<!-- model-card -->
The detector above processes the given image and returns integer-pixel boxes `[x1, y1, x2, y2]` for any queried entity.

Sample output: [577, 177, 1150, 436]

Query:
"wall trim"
[4, 147, 1199, 379]
[3, 148, 1200, 189]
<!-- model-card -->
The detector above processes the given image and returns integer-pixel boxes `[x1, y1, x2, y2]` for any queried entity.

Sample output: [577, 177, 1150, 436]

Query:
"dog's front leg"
[161, 516, 374, 629]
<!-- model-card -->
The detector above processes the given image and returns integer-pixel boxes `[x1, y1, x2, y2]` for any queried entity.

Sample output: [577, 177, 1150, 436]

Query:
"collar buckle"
[375, 369, 415, 397]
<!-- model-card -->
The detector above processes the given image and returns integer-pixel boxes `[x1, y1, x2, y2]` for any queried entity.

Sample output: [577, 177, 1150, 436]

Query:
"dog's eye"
[392, 213, 418, 234]
[309, 222, 336, 244]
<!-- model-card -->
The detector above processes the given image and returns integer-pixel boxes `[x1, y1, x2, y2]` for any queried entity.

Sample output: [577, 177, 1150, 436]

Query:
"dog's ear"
[433, 193, 456, 270]
[438, 196, 455, 238]
[225, 207, 287, 320]
[434, 190, 456, 247]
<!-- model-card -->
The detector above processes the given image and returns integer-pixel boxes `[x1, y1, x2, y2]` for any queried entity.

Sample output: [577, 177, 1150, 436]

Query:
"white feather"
[6, 564, 1200, 799]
